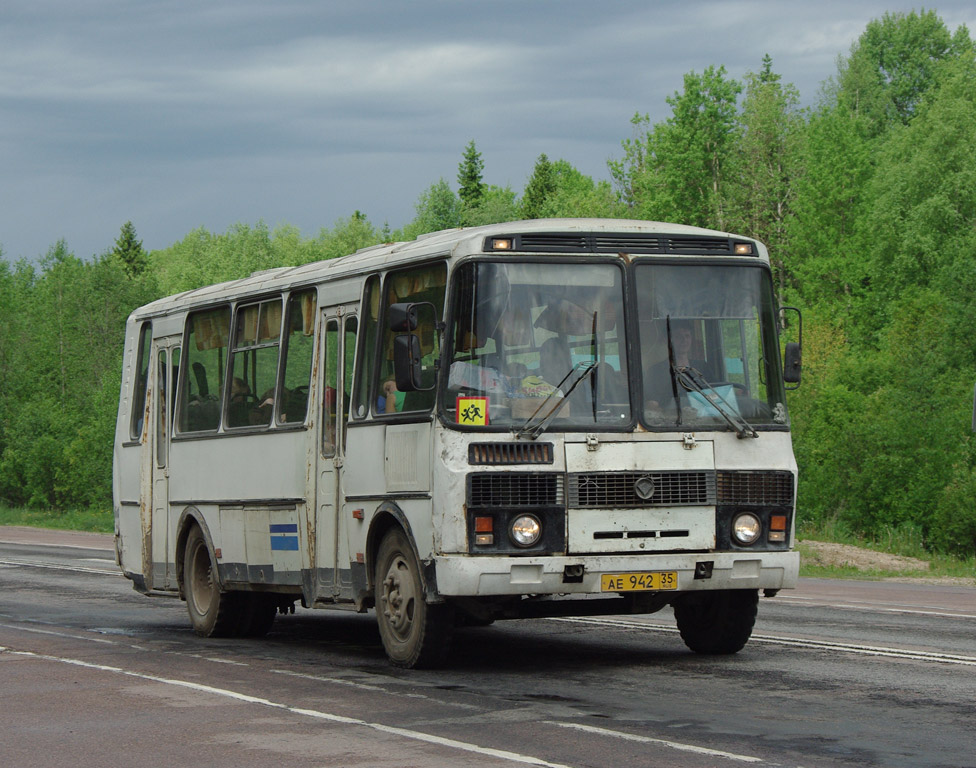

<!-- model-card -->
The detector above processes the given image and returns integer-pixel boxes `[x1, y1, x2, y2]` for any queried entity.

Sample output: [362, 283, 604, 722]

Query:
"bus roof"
[129, 218, 765, 320]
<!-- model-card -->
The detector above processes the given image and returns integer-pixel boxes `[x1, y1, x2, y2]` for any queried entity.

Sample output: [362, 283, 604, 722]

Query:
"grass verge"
[0, 505, 113, 534]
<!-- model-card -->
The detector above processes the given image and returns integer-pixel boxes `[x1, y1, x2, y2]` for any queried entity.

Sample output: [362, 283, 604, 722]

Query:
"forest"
[0, 10, 974, 556]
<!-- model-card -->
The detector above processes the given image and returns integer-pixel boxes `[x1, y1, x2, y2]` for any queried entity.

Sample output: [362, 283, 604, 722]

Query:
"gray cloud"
[1, 0, 974, 261]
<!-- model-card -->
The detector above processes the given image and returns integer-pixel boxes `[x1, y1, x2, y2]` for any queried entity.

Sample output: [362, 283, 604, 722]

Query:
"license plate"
[600, 571, 677, 592]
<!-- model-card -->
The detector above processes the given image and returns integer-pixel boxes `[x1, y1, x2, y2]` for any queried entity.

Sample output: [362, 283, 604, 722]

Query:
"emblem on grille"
[634, 475, 657, 501]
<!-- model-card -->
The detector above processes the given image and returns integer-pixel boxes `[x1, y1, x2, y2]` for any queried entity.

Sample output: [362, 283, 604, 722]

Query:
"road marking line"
[0, 646, 576, 768]
[0, 558, 120, 576]
[775, 597, 975, 620]
[553, 617, 976, 666]
[271, 668, 480, 708]
[547, 721, 764, 763]
[0, 622, 117, 645]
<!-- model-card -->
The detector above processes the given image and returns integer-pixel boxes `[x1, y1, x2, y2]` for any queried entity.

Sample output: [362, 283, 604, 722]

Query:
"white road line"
[775, 596, 975, 620]
[0, 558, 120, 576]
[554, 617, 976, 666]
[271, 668, 480, 708]
[547, 721, 765, 763]
[0, 646, 577, 768]
[0, 622, 118, 645]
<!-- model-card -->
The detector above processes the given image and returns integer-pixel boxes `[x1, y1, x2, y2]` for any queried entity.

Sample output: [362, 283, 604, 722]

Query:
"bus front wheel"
[184, 525, 241, 638]
[374, 528, 454, 668]
[673, 589, 758, 655]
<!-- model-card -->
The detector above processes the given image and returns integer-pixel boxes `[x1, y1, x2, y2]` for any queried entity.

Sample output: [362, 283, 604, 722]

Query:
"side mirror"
[394, 334, 425, 391]
[389, 302, 421, 333]
[390, 301, 438, 392]
[784, 342, 802, 385]
[780, 306, 802, 389]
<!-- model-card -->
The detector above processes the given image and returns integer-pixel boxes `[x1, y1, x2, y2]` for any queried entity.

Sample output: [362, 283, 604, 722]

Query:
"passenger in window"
[645, 320, 708, 410]
[378, 378, 404, 413]
[228, 377, 252, 427]
[516, 338, 570, 398]
[249, 387, 275, 425]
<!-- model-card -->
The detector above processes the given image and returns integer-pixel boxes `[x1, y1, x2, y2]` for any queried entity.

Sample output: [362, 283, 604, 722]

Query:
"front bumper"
[432, 550, 799, 597]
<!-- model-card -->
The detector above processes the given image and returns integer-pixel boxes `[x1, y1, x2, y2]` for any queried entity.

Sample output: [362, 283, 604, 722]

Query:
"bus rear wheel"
[374, 528, 453, 668]
[184, 526, 242, 638]
[673, 589, 758, 655]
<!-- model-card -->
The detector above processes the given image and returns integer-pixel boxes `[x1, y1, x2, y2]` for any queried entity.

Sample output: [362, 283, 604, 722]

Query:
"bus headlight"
[510, 514, 542, 548]
[732, 512, 762, 545]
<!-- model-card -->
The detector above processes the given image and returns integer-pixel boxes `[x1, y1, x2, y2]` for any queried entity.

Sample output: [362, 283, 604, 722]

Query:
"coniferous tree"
[112, 221, 147, 277]
[457, 140, 485, 209]
[520, 154, 556, 219]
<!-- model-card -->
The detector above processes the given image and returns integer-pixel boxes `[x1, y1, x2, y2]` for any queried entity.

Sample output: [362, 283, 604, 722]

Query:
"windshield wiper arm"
[516, 361, 597, 440]
[674, 366, 758, 439]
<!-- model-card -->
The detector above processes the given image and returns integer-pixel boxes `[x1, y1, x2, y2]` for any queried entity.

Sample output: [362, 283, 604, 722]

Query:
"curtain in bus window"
[179, 307, 230, 432]
[228, 299, 282, 429]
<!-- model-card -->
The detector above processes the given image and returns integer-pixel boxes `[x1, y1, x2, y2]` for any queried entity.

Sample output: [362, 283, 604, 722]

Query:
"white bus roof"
[129, 218, 764, 320]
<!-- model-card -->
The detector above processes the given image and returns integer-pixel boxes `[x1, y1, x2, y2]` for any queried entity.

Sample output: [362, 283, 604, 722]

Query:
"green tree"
[726, 55, 804, 305]
[462, 185, 519, 226]
[112, 221, 147, 276]
[610, 66, 742, 227]
[402, 179, 461, 238]
[457, 140, 486, 212]
[520, 154, 556, 219]
[836, 10, 972, 133]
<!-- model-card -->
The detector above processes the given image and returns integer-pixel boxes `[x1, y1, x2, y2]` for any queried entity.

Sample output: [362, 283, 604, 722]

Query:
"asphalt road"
[1, 527, 973, 768]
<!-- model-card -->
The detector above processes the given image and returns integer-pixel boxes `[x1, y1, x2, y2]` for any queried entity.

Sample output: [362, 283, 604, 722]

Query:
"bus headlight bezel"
[731, 512, 762, 546]
[509, 514, 543, 548]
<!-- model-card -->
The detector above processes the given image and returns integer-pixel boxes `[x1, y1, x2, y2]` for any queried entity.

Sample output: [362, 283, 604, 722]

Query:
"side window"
[227, 299, 282, 429]
[378, 263, 447, 414]
[278, 290, 315, 425]
[179, 307, 230, 433]
[130, 322, 152, 440]
[343, 315, 358, 449]
[352, 275, 380, 419]
[322, 319, 339, 457]
[156, 350, 168, 468]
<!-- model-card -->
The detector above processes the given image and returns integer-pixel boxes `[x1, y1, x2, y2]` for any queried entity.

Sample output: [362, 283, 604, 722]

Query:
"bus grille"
[468, 442, 553, 465]
[716, 471, 794, 506]
[568, 471, 715, 508]
[467, 473, 563, 507]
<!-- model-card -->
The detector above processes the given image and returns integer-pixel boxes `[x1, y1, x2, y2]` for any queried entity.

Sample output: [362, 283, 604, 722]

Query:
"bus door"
[314, 307, 358, 602]
[149, 339, 180, 590]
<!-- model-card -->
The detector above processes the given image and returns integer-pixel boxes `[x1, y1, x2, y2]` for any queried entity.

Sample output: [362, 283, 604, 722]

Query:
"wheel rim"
[188, 540, 214, 618]
[380, 553, 418, 641]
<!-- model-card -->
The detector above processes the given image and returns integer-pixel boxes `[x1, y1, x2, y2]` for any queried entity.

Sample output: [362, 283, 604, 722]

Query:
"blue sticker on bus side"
[270, 523, 300, 551]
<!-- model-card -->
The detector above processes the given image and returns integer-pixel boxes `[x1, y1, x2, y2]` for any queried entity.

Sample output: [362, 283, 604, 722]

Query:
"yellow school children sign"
[456, 396, 489, 426]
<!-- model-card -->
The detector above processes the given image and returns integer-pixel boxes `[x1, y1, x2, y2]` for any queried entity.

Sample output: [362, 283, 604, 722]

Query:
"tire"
[237, 594, 277, 638]
[374, 528, 454, 668]
[183, 526, 243, 637]
[673, 589, 759, 655]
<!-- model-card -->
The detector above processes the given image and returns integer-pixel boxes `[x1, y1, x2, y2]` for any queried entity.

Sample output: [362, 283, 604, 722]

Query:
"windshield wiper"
[664, 316, 756, 439]
[515, 361, 597, 440]
[674, 366, 758, 439]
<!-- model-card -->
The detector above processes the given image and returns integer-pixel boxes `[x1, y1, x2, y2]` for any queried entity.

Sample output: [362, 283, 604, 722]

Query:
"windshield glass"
[443, 260, 631, 430]
[635, 263, 788, 429]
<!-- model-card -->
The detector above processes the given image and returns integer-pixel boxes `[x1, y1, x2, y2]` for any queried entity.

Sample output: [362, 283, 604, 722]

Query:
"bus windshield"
[444, 260, 631, 430]
[635, 262, 788, 429]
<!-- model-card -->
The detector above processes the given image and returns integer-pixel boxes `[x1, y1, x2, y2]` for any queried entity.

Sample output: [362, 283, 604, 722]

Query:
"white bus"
[113, 218, 802, 668]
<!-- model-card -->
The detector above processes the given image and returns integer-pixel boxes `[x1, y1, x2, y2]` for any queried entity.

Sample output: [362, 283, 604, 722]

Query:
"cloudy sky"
[2, 1, 974, 263]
